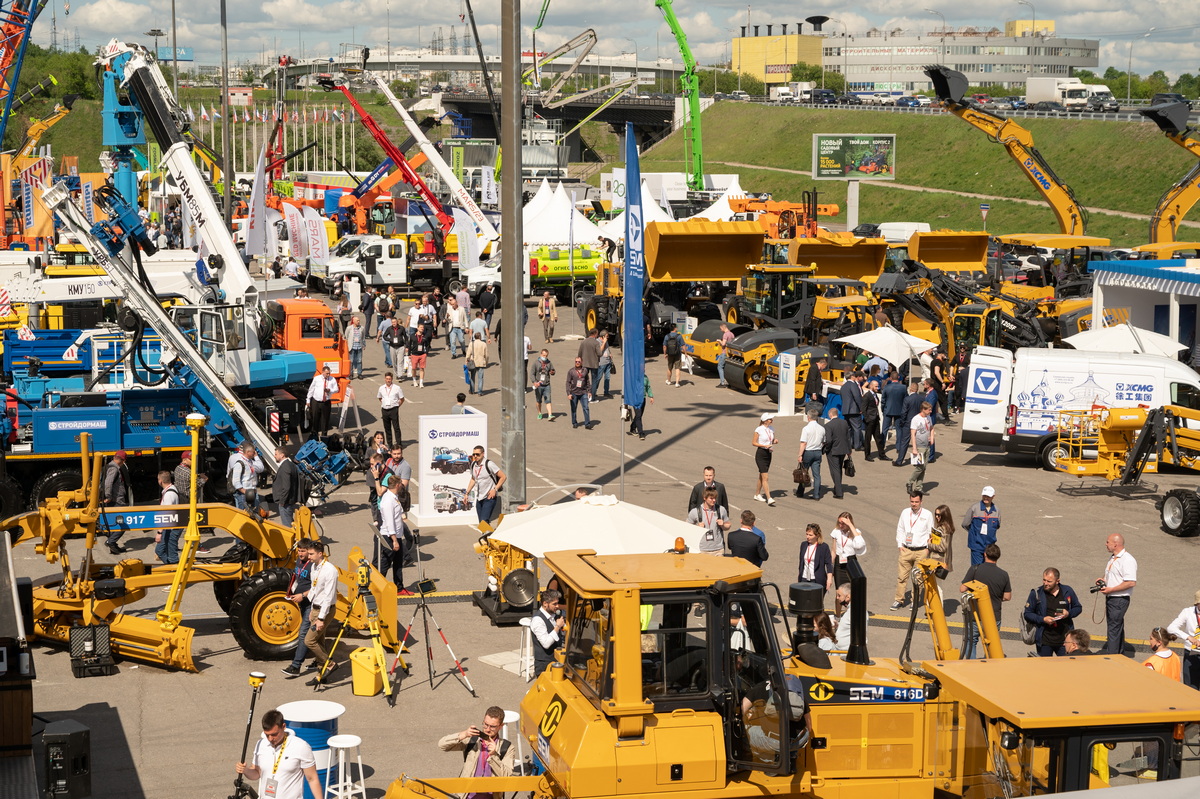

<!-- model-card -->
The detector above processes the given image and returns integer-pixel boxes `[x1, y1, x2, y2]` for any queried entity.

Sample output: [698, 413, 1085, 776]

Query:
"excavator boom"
[1141, 102, 1200, 244]
[925, 65, 1088, 236]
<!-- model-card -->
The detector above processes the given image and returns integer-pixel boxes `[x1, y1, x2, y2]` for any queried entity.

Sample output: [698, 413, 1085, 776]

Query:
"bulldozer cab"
[951, 303, 1003, 355]
[740, 269, 819, 324]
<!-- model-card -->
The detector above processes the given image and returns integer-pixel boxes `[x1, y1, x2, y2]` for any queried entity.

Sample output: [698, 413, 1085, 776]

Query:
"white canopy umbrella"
[1064, 323, 1187, 357]
[834, 327, 938, 368]
[489, 493, 706, 556]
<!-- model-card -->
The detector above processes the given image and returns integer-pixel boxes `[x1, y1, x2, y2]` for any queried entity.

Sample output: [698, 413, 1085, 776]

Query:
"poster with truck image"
[812, 134, 896, 180]
[417, 412, 488, 525]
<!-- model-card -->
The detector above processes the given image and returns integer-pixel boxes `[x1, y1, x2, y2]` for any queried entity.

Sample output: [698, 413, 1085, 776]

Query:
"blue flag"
[622, 122, 646, 409]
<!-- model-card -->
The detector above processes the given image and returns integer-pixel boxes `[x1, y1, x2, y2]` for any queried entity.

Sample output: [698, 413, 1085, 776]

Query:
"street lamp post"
[626, 37, 637, 92]
[829, 18, 847, 94]
[1016, 0, 1035, 80]
[1127, 28, 1155, 102]
[925, 9, 945, 65]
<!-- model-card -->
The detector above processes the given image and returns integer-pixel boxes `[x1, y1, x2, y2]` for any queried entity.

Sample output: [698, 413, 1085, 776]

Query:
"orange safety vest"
[1144, 650, 1183, 682]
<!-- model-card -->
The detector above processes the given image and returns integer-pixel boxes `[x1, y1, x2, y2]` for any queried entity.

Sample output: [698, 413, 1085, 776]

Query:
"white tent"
[598, 180, 674, 240]
[522, 183, 607, 246]
[1064, 323, 1187, 357]
[489, 493, 706, 556]
[686, 176, 747, 222]
[521, 178, 554, 220]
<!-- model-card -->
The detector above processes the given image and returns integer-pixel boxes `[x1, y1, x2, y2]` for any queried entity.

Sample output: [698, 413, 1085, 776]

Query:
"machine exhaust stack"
[846, 557, 870, 665]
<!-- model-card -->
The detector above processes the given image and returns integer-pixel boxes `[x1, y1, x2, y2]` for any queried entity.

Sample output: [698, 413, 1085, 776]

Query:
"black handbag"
[843, 455, 856, 478]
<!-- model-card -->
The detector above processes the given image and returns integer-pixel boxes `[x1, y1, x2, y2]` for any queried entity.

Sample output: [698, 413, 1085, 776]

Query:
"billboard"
[812, 134, 896, 181]
[417, 411, 488, 526]
[157, 47, 194, 61]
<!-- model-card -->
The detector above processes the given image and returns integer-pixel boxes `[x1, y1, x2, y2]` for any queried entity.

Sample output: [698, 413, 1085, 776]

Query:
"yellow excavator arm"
[1142, 102, 1200, 243]
[13, 94, 78, 164]
[925, 65, 1087, 236]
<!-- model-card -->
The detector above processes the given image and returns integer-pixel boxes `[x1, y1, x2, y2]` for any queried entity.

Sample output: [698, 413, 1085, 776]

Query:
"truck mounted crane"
[1140, 102, 1200, 244]
[926, 65, 1089, 237]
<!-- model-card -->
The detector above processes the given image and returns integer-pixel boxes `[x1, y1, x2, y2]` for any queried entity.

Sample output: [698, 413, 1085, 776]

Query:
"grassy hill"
[634, 103, 1196, 246]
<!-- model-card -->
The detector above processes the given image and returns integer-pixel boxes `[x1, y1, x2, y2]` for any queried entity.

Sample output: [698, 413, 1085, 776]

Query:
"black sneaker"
[107, 543, 126, 555]
[281, 664, 302, 677]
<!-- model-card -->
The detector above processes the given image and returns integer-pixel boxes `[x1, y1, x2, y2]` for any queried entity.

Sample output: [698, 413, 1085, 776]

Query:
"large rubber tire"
[0, 475, 22, 522]
[228, 568, 301, 661]
[1039, 441, 1068, 472]
[725, 302, 739, 325]
[28, 468, 84, 510]
[445, 277, 465, 295]
[1160, 489, 1200, 537]
[213, 580, 240, 614]
[584, 297, 601, 336]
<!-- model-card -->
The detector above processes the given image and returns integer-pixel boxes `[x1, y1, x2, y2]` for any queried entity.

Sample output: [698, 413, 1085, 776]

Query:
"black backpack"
[376, 296, 391, 314]
[665, 333, 681, 357]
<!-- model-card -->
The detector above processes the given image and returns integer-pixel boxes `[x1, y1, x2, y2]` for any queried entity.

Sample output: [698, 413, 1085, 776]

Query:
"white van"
[962, 346, 1200, 469]
[878, 222, 931, 243]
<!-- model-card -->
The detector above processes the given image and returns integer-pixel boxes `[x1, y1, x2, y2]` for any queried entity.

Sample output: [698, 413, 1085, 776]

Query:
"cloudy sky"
[46, 0, 1199, 80]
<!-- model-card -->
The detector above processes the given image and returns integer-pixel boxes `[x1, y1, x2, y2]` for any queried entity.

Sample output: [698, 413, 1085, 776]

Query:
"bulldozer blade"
[106, 613, 197, 672]
[924, 64, 968, 104]
[1141, 102, 1191, 136]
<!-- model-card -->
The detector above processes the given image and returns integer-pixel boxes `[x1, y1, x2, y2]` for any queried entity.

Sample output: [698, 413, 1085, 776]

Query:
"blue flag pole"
[620, 123, 646, 499]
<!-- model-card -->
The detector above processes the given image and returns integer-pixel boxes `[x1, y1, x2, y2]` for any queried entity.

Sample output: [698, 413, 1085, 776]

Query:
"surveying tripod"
[314, 559, 406, 697]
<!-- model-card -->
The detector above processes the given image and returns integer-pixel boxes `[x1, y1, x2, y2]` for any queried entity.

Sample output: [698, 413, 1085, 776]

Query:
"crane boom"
[317, 77, 454, 240]
[0, 0, 46, 146]
[1141, 102, 1200, 244]
[372, 75, 498, 241]
[926, 65, 1087, 236]
[656, 0, 704, 191]
[15, 93, 77, 162]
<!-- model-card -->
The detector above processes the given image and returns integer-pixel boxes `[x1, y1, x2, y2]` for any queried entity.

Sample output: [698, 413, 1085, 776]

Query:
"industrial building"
[732, 18, 1098, 92]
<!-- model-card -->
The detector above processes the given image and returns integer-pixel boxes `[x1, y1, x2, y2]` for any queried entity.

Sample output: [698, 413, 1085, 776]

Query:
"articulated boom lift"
[926, 65, 1088, 236]
[1141, 102, 1200, 244]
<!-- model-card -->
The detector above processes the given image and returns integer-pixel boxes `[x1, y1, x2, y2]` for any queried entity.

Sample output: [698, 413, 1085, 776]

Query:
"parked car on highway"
[1032, 101, 1067, 115]
[913, 95, 932, 106]
[1004, 96, 1027, 110]
[729, 90, 750, 101]
[836, 94, 863, 105]
[1151, 92, 1193, 109]
[989, 99, 1013, 111]
[894, 96, 920, 108]
[809, 88, 837, 105]
[866, 92, 894, 105]
[1085, 95, 1120, 113]
[851, 223, 882, 238]
[971, 93, 992, 106]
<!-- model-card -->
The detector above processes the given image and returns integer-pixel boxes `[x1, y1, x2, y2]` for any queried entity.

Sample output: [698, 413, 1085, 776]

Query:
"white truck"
[961, 346, 1200, 469]
[323, 234, 461, 293]
[769, 86, 795, 104]
[1026, 76, 1089, 111]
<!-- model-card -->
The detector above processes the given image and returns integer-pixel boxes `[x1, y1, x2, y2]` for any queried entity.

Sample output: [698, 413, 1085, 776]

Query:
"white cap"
[981, 486, 995, 497]
[760, 412, 774, 422]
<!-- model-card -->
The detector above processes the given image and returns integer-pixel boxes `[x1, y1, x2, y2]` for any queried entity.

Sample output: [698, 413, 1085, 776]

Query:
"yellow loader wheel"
[744, 360, 768, 394]
[726, 304, 739, 325]
[228, 568, 302, 660]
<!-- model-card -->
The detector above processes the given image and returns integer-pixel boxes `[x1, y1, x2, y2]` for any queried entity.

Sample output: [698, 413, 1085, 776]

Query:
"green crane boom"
[655, 0, 703, 191]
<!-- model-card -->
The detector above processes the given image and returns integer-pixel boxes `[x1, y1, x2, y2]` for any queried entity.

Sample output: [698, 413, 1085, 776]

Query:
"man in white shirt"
[377, 474, 413, 594]
[907, 402, 935, 495]
[305, 366, 338, 437]
[304, 542, 342, 684]
[284, 257, 300, 278]
[529, 589, 565, 675]
[446, 296, 468, 357]
[1166, 589, 1200, 689]
[236, 709, 322, 799]
[796, 410, 826, 500]
[377, 371, 406, 448]
[1098, 533, 1137, 656]
[406, 301, 423, 338]
[892, 491, 934, 609]
[833, 583, 858, 652]
[227, 442, 264, 513]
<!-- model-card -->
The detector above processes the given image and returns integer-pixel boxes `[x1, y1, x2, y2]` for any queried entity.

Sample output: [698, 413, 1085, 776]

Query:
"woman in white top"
[752, 413, 778, 506]
[830, 511, 867, 589]
[814, 613, 838, 652]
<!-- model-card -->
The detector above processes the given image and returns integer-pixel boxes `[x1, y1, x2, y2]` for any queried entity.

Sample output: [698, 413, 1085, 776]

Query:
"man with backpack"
[377, 311, 397, 369]
[102, 450, 132, 554]
[662, 322, 685, 387]
[383, 317, 409, 376]
[446, 295, 468, 357]
[577, 329, 602, 400]
[1022, 568, 1082, 657]
[465, 445, 506, 526]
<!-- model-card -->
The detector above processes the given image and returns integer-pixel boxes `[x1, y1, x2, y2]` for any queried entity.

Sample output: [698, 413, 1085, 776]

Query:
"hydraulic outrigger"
[925, 65, 1089, 236]
[1141, 102, 1200, 244]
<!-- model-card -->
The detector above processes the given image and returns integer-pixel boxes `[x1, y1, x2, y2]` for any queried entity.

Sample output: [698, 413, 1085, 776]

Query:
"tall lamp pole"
[829, 18, 847, 94]
[1016, 0, 1035, 81]
[626, 37, 637, 91]
[219, 0, 232, 225]
[169, 0, 179, 97]
[925, 10, 945, 65]
[1127, 28, 1155, 102]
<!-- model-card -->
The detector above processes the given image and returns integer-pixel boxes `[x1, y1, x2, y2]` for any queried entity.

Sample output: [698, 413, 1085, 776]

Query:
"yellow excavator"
[926, 65, 1089, 237]
[386, 549, 1200, 799]
[12, 93, 79, 162]
[1141, 102, 1200, 243]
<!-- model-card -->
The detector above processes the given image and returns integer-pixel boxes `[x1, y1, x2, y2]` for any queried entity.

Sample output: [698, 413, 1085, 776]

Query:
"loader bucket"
[908, 231, 989, 276]
[787, 236, 889, 282]
[1141, 102, 1191, 136]
[644, 220, 764, 282]
[924, 64, 968, 105]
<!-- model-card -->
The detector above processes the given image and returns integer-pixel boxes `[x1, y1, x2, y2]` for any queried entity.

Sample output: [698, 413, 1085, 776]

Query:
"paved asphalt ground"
[13, 300, 1200, 798]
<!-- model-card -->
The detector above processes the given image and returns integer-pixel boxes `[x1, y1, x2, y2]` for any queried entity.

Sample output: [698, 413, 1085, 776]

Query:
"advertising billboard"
[157, 47, 194, 61]
[812, 134, 896, 181]
[417, 411, 488, 526]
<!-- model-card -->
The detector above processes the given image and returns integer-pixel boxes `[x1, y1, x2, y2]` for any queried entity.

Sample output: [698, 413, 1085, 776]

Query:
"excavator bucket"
[907, 231, 989, 277]
[924, 64, 968, 105]
[1141, 102, 1191, 137]
[644, 220, 764, 282]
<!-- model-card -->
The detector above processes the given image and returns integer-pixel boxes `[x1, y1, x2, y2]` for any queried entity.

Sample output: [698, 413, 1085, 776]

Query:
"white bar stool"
[517, 617, 533, 681]
[324, 734, 367, 799]
[501, 709, 526, 773]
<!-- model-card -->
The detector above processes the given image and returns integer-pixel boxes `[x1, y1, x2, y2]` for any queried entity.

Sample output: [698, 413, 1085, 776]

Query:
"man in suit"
[687, 466, 730, 515]
[803, 356, 828, 417]
[895, 381, 925, 468]
[728, 510, 769, 567]
[861, 381, 884, 461]
[272, 446, 301, 527]
[839, 371, 865, 450]
[881, 372, 908, 458]
[823, 408, 853, 500]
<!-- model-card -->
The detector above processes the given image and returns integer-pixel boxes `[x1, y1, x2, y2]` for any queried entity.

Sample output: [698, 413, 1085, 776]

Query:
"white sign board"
[417, 412, 488, 526]
[778, 352, 797, 417]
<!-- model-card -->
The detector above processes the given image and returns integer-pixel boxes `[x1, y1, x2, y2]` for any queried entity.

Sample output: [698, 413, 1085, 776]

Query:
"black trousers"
[629, 402, 646, 436]
[863, 417, 884, 458]
[381, 406, 401, 446]
[1105, 596, 1131, 656]
[825, 453, 845, 498]
[309, 400, 332, 435]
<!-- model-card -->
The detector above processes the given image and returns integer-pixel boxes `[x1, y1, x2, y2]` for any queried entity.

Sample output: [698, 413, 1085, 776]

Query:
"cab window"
[563, 598, 611, 701]
[1171, 382, 1200, 410]
[221, 306, 245, 350]
[640, 596, 709, 698]
[364, 245, 382, 259]
[388, 244, 404, 259]
[300, 318, 323, 338]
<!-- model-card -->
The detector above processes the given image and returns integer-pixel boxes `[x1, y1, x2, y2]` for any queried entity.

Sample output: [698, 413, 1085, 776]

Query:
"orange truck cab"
[265, 299, 350, 402]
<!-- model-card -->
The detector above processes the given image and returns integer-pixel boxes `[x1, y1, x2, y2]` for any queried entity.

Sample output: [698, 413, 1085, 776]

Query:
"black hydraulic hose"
[3, 388, 37, 411]
[86, 325, 141, 391]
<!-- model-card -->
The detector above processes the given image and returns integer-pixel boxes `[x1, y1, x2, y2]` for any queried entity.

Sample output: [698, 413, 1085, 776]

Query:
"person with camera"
[1023, 567, 1082, 657]
[304, 541, 342, 685]
[437, 706, 516, 795]
[1097, 533, 1137, 656]
[530, 590, 565, 676]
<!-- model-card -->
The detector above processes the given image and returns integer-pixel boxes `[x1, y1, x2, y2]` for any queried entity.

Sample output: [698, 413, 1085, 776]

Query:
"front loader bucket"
[908, 231, 989, 276]
[644, 220, 764, 282]
[1141, 102, 1191, 136]
[924, 64, 968, 105]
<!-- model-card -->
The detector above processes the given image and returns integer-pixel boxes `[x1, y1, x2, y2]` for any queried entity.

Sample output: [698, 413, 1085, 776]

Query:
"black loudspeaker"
[43, 719, 90, 799]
